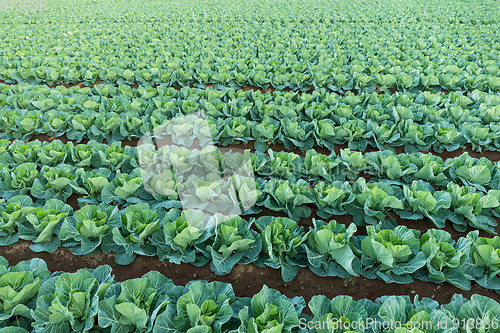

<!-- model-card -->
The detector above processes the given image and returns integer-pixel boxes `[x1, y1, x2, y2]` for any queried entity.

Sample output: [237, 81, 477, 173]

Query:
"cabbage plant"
[303, 149, 342, 183]
[208, 216, 261, 275]
[153, 280, 235, 333]
[356, 225, 426, 284]
[0, 196, 38, 246]
[308, 295, 368, 333]
[305, 220, 360, 278]
[230, 285, 301, 333]
[279, 118, 315, 151]
[59, 203, 121, 255]
[100, 271, 181, 333]
[252, 118, 280, 152]
[72, 168, 113, 205]
[0, 163, 39, 200]
[446, 153, 495, 192]
[315, 181, 356, 219]
[407, 153, 450, 187]
[0, 257, 50, 331]
[0, 140, 41, 166]
[447, 183, 499, 233]
[398, 181, 451, 229]
[346, 178, 404, 226]
[32, 266, 113, 333]
[263, 179, 315, 220]
[151, 209, 213, 267]
[177, 173, 242, 216]
[265, 149, 303, 183]
[466, 232, 500, 290]
[418, 229, 471, 290]
[370, 295, 453, 333]
[365, 150, 416, 181]
[17, 199, 72, 253]
[442, 294, 500, 333]
[31, 164, 78, 201]
[102, 203, 160, 265]
[101, 169, 144, 205]
[255, 217, 308, 282]
[35, 140, 68, 166]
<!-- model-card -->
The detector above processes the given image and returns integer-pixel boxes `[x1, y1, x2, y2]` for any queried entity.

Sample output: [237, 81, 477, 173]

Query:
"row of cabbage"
[1, 0, 499, 94]
[4, 53, 500, 95]
[1, 85, 500, 152]
[2, 139, 500, 232]
[3, 193, 500, 290]
[2, 139, 499, 193]
[2, 255, 500, 333]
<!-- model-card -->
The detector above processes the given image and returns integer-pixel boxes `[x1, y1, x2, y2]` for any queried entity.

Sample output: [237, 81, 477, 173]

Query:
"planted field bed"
[1, 0, 500, 332]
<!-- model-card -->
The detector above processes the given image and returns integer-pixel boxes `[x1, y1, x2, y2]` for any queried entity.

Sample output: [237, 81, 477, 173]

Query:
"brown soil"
[27, 133, 90, 145]
[0, 80, 453, 97]
[248, 207, 498, 238]
[66, 193, 83, 211]
[0, 79, 317, 95]
[1, 240, 498, 312]
[11, 133, 500, 162]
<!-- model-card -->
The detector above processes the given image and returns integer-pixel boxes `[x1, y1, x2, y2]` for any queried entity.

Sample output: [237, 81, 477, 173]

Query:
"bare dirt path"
[1, 240, 498, 314]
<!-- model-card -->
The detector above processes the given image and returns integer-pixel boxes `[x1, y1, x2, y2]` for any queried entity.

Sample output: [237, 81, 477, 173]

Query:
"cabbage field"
[1, 0, 500, 332]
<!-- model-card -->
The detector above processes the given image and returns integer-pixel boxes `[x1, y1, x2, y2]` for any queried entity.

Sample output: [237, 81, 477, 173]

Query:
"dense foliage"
[1, 0, 500, 329]
[2, 84, 500, 152]
[1, 202, 499, 290]
[0, 0, 499, 94]
[2, 257, 500, 333]
[2, 140, 500, 232]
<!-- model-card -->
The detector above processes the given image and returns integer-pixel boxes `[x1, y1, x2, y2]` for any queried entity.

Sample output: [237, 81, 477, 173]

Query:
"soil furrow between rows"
[1, 240, 498, 315]
[0, 79, 453, 97]
[13, 133, 500, 162]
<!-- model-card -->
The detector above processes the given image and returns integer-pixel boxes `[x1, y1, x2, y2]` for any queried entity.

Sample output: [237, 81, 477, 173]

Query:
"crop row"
[3, 137, 500, 192]
[2, 194, 500, 290]
[2, 255, 500, 333]
[1, 84, 500, 152]
[2, 139, 500, 232]
[1, 0, 499, 94]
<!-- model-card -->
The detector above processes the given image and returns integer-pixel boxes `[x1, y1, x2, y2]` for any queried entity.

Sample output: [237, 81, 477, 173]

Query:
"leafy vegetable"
[255, 217, 308, 282]
[305, 220, 361, 277]
[102, 204, 160, 265]
[32, 266, 113, 333]
[59, 203, 121, 255]
[308, 295, 367, 333]
[154, 280, 235, 333]
[447, 183, 499, 233]
[357, 225, 426, 284]
[0, 258, 49, 331]
[418, 229, 471, 290]
[263, 179, 315, 220]
[0, 196, 38, 246]
[347, 178, 404, 226]
[399, 181, 451, 229]
[466, 232, 500, 290]
[208, 216, 261, 275]
[17, 200, 72, 253]
[231, 285, 301, 333]
[151, 209, 213, 267]
[99, 271, 181, 333]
